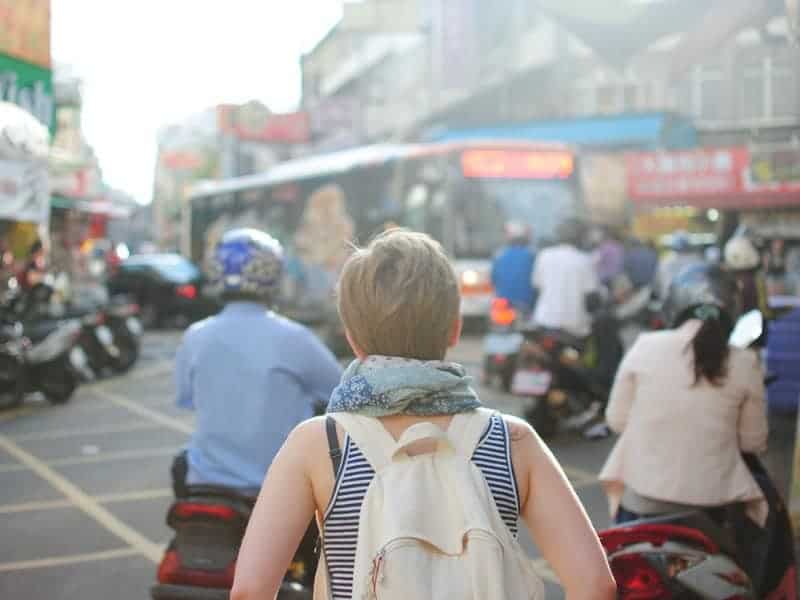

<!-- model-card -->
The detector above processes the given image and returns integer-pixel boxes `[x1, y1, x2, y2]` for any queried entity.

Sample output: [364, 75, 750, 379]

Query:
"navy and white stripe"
[322, 415, 520, 600]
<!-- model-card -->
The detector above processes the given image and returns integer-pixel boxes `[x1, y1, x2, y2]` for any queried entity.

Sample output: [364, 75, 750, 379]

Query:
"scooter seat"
[621, 510, 738, 558]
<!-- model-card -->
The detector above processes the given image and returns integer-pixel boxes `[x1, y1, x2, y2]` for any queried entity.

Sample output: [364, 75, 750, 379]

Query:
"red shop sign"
[626, 147, 748, 200]
[626, 146, 800, 209]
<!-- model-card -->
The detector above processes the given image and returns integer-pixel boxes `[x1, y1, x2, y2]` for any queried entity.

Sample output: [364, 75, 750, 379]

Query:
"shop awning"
[423, 113, 696, 150]
[51, 195, 132, 218]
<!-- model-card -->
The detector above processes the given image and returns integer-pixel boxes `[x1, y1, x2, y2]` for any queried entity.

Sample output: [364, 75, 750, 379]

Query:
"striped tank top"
[322, 414, 520, 600]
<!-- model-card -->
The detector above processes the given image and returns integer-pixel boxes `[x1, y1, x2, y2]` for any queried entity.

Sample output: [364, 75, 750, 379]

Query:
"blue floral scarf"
[327, 355, 481, 416]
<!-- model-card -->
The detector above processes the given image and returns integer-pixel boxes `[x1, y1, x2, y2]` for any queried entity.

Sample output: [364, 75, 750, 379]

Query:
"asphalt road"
[0, 330, 664, 599]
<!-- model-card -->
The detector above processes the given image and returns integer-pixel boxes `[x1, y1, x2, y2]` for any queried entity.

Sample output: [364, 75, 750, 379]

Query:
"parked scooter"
[482, 297, 524, 392]
[599, 311, 797, 599]
[8, 316, 91, 404]
[0, 283, 91, 404]
[104, 296, 142, 374]
[151, 486, 314, 600]
[0, 321, 26, 409]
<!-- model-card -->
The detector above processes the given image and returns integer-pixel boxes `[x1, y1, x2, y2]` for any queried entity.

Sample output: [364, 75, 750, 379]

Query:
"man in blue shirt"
[172, 229, 342, 495]
[491, 221, 536, 315]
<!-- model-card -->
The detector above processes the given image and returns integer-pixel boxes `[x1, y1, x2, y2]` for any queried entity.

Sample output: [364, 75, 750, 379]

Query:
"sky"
[51, 0, 343, 204]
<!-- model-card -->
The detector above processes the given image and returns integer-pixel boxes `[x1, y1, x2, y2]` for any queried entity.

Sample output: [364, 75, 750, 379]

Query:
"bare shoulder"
[282, 417, 330, 463]
[501, 414, 535, 444]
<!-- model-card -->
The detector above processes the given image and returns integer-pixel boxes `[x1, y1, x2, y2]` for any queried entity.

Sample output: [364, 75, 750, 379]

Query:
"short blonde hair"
[337, 229, 460, 360]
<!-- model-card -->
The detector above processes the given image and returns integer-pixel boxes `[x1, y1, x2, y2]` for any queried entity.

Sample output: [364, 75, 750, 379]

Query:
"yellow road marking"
[0, 548, 141, 572]
[9, 420, 162, 442]
[0, 434, 162, 563]
[563, 465, 599, 486]
[92, 388, 193, 435]
[0, 462, 26, 473]
[0, 446, 181, 474]
[0, 498, 72, 514]
[47, 446, 181, 468]
[0, 488, 173, 515]
[0, 405, 35, 423]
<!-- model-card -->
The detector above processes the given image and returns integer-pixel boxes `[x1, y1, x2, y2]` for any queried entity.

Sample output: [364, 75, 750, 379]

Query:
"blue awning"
[423, 113, 696, 150]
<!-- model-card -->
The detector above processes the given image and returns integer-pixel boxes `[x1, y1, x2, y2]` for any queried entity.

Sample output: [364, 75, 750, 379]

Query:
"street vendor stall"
[0, 101, 51, 282]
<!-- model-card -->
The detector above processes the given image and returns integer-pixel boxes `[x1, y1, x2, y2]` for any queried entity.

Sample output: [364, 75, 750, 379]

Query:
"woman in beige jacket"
[599, 263, 769, 526]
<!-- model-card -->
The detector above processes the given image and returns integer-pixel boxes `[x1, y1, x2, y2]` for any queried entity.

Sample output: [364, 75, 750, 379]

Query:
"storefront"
[626, 145, 800, 247]
[0, 101, 51, 285]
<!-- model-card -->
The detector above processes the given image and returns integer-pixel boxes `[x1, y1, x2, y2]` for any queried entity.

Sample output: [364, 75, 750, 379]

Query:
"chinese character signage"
[627, 147, 800, 208]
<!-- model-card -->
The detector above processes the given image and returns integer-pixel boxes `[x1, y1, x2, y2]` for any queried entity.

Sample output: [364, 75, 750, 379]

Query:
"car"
[107, 254, 220, 329]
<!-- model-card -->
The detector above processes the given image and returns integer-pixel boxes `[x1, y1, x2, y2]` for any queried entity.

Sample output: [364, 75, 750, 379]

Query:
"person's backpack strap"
[447, 407, 497, 456]
[330, 413, 398, 472]
[325, 415, 342, 478]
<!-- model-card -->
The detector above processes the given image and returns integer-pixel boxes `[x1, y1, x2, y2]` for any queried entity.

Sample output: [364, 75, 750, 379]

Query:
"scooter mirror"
[729, 310, 764, 349]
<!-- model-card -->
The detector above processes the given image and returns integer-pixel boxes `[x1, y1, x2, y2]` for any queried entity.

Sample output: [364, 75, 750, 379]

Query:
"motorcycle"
[104, 296, 142, 374]
[614, 284, 664, 351]
[14, 316, 90, 404]
[151, 486, 314, 600]
[482, 297, 524, 392]
[0, 283, 90, 404]
[0, 321, 26, 409]
[510, 326, 607, 438]
[599, 452, 796, 599]
[600, 310, 797, 599]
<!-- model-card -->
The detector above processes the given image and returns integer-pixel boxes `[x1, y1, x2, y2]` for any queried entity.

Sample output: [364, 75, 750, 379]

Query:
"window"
[770, 54, 796, 118]
[696, 66, 725, 121]
[740, 60, 766, 120]
[737, 47, 798, 122]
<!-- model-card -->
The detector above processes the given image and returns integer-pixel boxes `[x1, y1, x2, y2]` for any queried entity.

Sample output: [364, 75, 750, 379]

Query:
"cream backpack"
[314, 408, 545, 600]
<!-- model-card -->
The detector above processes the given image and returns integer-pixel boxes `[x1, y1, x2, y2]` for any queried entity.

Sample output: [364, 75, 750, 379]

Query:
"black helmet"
[556, 217, 586, 247]
[663, 263, 740, 328]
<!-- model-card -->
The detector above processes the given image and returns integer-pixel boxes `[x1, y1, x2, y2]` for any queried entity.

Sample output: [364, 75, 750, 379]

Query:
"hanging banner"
[0, 160, 49, 223]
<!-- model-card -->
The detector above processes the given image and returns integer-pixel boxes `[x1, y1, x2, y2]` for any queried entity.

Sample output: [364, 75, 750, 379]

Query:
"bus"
[189, 140, 582, 328]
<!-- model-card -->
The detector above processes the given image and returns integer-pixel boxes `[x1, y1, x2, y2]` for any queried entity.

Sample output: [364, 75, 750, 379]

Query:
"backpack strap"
[325, 416, 342, 478]
[447, 407, 497, 457]
[329, 413, 398, 472]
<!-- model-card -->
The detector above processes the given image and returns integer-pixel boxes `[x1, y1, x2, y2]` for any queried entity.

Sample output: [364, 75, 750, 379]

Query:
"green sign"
[0, 52, 54, 132]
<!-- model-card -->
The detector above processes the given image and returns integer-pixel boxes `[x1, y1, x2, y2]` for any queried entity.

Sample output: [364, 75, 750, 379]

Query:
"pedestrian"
[171, 228, 342, 497]
[490, 220, 536, 315]
[231, 229, 616, 600]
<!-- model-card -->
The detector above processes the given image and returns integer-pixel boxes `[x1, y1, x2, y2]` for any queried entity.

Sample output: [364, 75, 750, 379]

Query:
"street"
[1, 330, 623, 599]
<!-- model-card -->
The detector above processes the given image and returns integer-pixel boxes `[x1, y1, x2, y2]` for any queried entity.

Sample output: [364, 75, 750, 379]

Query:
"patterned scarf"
[327, 355, 481, 416]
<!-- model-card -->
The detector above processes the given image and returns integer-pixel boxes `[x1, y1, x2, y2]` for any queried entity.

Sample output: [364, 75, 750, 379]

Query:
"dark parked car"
[107, 254, 220, 329]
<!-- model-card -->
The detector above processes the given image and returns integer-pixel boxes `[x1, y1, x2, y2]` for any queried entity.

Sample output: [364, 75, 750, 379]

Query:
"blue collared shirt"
[175, 302, 342, 490]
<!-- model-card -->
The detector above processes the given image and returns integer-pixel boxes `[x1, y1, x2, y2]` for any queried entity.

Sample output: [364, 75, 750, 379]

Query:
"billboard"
[627, 147, 800, 209]
[0, 53, 53, 131]
[0, 0, 51, 69]
[217, 103, 310, 144]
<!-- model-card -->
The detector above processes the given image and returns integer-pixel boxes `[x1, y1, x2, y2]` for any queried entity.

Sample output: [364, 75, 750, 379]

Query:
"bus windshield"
[451, 178, 576, 259]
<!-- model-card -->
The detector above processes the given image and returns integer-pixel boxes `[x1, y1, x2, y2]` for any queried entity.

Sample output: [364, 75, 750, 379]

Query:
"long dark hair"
[682, 305, 733, 386]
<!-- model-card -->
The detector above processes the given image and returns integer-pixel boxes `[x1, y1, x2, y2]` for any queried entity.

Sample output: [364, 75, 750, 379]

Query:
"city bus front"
[397, 143, 582, 321]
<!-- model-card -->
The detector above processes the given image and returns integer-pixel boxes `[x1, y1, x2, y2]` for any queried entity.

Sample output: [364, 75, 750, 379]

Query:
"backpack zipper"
[369, 549, 386, 598]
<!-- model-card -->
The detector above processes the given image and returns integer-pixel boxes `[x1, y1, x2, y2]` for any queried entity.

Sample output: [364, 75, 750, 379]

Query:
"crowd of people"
[166, 221, 795, 599]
